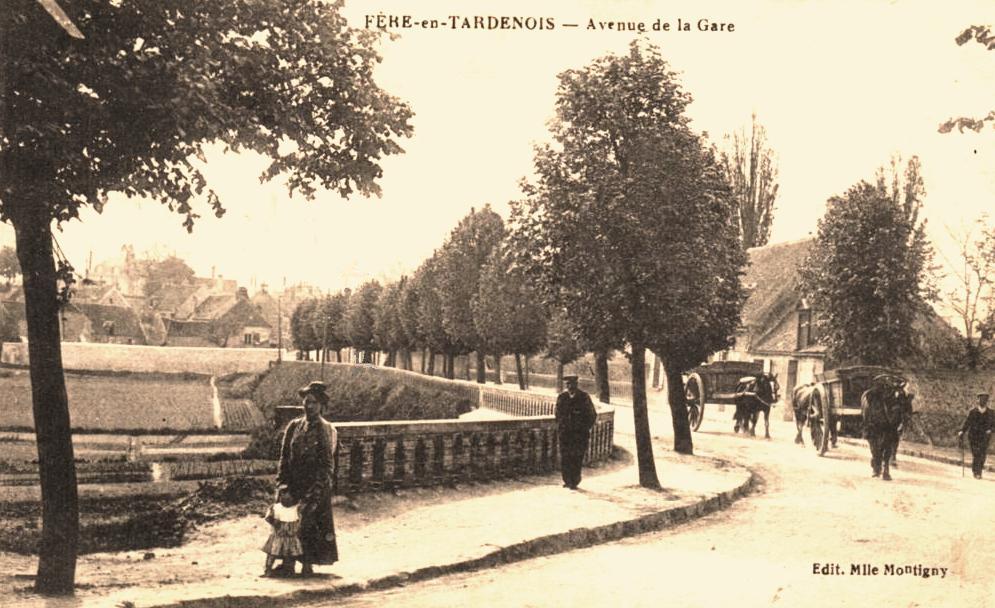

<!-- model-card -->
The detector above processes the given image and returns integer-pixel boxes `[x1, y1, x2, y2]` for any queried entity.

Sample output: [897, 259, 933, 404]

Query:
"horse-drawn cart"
[684, 361, 764, 431]
[800, 365, 909, 455]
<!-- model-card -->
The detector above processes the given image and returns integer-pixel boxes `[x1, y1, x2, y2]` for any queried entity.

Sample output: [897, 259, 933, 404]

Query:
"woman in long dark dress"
[276, 381, 339, 575]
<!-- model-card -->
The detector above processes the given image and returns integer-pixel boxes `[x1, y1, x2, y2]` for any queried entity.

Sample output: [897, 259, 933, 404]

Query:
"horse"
[860, 375, 912, 481]
[733, 373, 780, 439]
[791, 383, 815, 445]
[791, 382, 838, 448]
[890, 385, 916, 468]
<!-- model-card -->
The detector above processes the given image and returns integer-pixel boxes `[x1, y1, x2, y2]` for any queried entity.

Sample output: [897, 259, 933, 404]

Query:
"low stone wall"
[332, 419, 562, 493]
[273, 413, 615, 494]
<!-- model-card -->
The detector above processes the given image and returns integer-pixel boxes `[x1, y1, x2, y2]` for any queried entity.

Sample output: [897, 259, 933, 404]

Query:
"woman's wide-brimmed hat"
[298, 381, 328, 399]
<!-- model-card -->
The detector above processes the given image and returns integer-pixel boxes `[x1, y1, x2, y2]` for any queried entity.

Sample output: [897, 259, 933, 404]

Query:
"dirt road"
[294, 400, 995, 608]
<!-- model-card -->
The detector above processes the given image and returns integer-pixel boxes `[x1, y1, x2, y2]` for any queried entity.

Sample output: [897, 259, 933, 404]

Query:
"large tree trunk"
[524, 355, 530, 389]
[556, 361, 564, 393]
[464, 354, 471, 381]
[594, 350, 610, 404]
[13, 216, 79, 594]
[335, 349, 342, 363]
[631, 344, 661, 488]
[425, 350, 435, 375]
[965, 338, 979, 371]
[514, 353, 525, 390]
[362, 349, 372, 364]
[445, 352, 455, 380]
[475, 351, 486, 384]
[665, 364, 694, 455]
[494, 355, 502, 385]
[651, 353, 662, 389]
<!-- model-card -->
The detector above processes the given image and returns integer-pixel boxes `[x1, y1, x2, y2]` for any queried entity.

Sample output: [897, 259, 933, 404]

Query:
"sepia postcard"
[1, 0, 994, 606]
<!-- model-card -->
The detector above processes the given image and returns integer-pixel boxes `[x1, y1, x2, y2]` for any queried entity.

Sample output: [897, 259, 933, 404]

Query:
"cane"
[959, 434, 965, 478]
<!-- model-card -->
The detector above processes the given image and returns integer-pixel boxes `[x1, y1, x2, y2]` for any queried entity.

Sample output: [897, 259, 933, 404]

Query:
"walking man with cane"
[555, 375, 597, 490]
[957, 390, 995, 479]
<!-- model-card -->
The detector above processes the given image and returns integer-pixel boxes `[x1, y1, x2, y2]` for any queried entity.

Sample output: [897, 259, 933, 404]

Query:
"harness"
[736, 376, 778, 408]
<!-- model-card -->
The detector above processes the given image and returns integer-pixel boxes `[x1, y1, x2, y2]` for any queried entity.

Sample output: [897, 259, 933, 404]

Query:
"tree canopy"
[473, 242, 548, 385]
[344, 280, 383, 363]
[942, 216, 995, 369]
[512, 41, 746, 486]
[436, 205, 505, 382]
[800, 157, 935, 366]
[142, 256, 195, 296]
[0, 245, 20, 284]
[939, 25, 995, 134]
[1, 0, 412, 592]
[720, 113, 779, 249]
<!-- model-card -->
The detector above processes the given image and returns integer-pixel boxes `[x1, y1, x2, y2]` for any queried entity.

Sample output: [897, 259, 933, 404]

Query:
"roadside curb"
[149, 462, 756, 608]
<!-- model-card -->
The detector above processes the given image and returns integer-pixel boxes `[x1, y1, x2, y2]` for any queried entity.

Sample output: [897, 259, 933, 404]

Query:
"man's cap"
[298, 380, 328, 398]
[563, 375, 579, 382]
[978, 391, 990, 398]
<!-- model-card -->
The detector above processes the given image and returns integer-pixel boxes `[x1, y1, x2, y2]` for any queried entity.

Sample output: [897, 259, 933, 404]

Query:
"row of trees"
[288, 43, 784, 491]
[290, 204, 572, 390]
[0, 245, 20, 285]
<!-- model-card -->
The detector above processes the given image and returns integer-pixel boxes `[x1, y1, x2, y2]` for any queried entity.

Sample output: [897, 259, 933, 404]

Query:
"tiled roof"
[71, 303, 147, 342]
[740, 238, 814, 332]
[191, 295, 238, 321]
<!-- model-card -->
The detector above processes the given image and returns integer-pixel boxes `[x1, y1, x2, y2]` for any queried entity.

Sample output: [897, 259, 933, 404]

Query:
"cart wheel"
[686, 374, 704, 432]
[809, 392, 829, 456]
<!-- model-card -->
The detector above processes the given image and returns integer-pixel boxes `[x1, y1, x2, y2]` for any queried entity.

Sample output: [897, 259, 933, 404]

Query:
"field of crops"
[220, 399, 266, 431]
[0, 369, 215, 431]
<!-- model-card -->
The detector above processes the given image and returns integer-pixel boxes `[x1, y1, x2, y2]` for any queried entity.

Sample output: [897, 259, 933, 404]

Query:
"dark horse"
[733, 373, 780, 439]
[791, 382, 838, 448]
[860, 375, 913, 481]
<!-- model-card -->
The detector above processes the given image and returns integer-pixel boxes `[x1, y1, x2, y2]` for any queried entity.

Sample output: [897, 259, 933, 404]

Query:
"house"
[251, 285, 288, 347]
[719, 238, 966, 404]
[716, 239, 825, 401]
[148, 283, 200, 319]
[88, 245, 148, 296]
[0, 300, 146, 344]
[71, 302, 148, 344]
[163, 319, 215, 347]
[165, 287, 271, 347]
[70, 282, 132, 309]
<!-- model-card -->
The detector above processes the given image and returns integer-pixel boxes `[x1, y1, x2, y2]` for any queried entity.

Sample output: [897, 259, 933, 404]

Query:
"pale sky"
[2, 0, 994, 297]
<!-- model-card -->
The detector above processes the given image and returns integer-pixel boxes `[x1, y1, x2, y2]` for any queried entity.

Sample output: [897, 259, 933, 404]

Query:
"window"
[244, 333, 253, 345]
[797, 309, 812, 350]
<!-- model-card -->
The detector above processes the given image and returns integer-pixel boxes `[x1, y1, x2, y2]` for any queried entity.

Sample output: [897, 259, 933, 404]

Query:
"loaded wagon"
[684, 361, 764, 431]
[801, 365, 909, 455]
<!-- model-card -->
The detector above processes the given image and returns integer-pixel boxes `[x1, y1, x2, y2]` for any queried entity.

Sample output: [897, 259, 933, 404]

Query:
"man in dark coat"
[958, 391, 995, 479]
[555, 375, 597, 490]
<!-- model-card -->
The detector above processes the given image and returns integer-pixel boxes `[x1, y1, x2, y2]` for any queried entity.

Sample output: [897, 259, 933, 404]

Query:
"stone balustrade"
[275, 399, 614, 495]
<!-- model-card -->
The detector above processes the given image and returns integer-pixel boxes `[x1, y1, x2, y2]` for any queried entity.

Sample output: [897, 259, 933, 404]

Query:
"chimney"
[237, 287, 249, 301]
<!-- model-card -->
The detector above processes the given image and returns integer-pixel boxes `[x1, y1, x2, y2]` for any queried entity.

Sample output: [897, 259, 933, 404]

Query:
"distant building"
[0, 300, 147, 345]
[715, 239, 826, 400]
[717, 238, 965, 401]
[251, 285, 289, 348]
[165, 287, 271, 347]
[88, 245, 147, 296]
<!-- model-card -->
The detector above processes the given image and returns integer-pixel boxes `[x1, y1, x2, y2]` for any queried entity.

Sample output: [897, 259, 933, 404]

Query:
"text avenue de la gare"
[813, 563, 949, 579]
[363, 14, 736, 33]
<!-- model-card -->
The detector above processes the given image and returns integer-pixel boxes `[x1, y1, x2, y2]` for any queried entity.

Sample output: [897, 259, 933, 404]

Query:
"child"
[262, 485, 304, 576]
